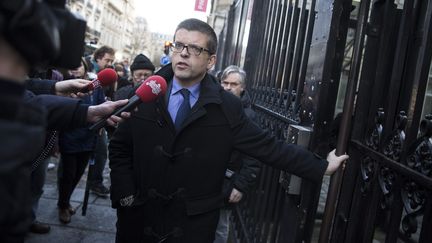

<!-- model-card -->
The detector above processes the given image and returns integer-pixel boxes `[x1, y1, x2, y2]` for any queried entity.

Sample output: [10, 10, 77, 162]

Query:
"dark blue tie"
[174, 89, 191, 131]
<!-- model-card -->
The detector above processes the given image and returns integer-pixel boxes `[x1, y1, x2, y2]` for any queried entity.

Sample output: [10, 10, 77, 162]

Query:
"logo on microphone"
[146, 80, 162, 95]
[92, 79, 101, 89]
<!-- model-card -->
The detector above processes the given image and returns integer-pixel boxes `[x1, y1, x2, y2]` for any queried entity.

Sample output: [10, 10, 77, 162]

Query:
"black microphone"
[89, 75, 167, 131]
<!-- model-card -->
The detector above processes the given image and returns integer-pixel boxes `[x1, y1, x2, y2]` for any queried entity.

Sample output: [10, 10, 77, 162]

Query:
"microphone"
[89, 75, 167, 131]
[83, 68, 118, 92]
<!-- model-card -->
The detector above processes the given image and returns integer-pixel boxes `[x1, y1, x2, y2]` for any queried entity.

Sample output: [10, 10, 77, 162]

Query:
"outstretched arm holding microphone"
[27, 68, 118, 97]
[89, 75, 168, 131]
[24, 68, 130, 130]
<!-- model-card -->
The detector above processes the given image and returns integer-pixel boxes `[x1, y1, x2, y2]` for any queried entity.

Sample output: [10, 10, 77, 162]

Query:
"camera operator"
[0, 1, 128, 242]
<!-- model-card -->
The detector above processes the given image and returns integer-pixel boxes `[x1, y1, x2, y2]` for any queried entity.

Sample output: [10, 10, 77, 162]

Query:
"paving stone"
[25, 156, 117, 243]
[25, 224, 115, 243]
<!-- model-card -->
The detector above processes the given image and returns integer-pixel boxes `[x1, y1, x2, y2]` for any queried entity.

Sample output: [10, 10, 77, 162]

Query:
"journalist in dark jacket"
[1, 73, 117, 241]
[57, 87, 105, 223]
[109, 18, 347, 243]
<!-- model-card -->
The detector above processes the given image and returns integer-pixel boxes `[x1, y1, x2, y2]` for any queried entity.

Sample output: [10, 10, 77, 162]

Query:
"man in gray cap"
[114, 54, 155, 100]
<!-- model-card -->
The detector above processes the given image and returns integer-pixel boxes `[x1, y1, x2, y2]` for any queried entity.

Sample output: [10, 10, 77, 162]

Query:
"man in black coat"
[109, 18, 348, 243]
[214, 65, 261, 243]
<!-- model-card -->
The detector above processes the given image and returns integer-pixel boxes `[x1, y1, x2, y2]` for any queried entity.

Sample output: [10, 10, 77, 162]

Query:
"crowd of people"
[0, 1, 348, 243]
[27, 44, 160, 231]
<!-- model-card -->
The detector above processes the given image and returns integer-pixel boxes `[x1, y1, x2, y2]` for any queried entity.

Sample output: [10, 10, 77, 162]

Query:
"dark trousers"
[88, 130, 107, 187]
[30, 158, 49, 221]
[57, 151, 91, 208]
[115, 201, 219, 243]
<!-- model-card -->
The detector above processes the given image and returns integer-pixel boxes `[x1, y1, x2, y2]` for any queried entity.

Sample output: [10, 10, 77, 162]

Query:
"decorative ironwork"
[401, 114, 432, 237]
[360, 109, 385, 194]
[378, 166, 396, 209]
[406, 114, 432, 177]
[400, 180, 426, 237]
[382, 111, 407, 161]
[256, 109, 289, 140]
[365, 108, 385, 150]
[379, 111, 407, 209]
[360, 156, 376, 194]
[254, 85, 302, 123]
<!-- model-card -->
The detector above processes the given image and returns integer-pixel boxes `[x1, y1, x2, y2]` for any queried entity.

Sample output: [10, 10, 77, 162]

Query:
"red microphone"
[83, 68, 118, 92]
[89, 75, 167, 131]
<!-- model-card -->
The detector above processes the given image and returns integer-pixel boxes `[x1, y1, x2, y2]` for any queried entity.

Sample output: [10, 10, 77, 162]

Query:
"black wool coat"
[109, 67, 328, 242]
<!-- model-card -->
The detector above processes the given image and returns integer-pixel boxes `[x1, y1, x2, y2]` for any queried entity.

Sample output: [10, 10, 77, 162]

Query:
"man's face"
[221, 73, 244, 97]
[70, 62, 86, 78]
[96, 53, 114, 70]
[132, 69, 153, 86]
[116, 70, 124, 77]
[171, 29, 216, 86]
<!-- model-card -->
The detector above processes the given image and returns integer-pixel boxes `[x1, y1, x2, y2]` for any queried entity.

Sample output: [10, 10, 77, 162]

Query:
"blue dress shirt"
[168, 78, 200, 123]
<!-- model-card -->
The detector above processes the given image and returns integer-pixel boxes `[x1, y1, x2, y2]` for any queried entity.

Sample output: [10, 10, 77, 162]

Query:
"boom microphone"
[83, 68, 117, 92]
[89, 75, 167, 131]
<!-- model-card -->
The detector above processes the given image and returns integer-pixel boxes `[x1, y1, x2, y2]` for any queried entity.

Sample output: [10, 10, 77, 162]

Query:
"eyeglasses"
[221, 81, 241, 87]
[133, 71, 152, 79]
[170, 42, 211, 56]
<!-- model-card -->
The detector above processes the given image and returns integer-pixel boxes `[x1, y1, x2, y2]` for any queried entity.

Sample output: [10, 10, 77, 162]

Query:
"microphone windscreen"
[135, 75, 167, 103]
[97, 68, 118, 86]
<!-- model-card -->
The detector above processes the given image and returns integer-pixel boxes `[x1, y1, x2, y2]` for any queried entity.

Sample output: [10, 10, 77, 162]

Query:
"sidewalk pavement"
[25, 158, 116, 243]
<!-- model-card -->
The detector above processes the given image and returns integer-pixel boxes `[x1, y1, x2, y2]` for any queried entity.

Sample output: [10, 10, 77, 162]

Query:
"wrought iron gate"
[215, 0, 432, 242]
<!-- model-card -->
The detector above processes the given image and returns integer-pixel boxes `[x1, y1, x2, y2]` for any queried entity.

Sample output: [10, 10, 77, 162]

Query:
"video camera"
[0, 0, 86, 69]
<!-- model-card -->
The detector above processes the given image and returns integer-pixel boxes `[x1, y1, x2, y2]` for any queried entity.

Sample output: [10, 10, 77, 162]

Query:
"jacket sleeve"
[230, 103, 328, 183]
[25, 79, 56, 95]
[231, 153, 261, 194]
[24, 91, 89, 131]
[108, 118, 136, 208]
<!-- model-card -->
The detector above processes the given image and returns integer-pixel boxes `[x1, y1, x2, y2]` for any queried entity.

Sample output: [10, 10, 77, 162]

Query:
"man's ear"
[207, 54, 216, 70]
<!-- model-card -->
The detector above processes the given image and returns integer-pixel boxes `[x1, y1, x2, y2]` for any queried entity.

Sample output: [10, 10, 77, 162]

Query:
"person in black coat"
[0, 1, 129, 240]
[109, 18, 348, 243]
[214, 65, 261, 243]
[0, 52, 126, 242]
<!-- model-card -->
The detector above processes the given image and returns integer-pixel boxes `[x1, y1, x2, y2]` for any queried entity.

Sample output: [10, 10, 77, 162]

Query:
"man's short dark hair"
[175, 18, 218, 55]
[93, 45, 115, 60]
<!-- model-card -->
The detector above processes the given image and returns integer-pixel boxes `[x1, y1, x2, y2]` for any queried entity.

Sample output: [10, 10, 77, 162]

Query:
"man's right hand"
[54, 79, 92, 98]
[87, 99, 130, 127]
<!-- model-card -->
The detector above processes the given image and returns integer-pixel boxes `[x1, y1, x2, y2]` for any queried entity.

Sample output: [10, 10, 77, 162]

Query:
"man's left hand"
[325, 149, 349, 175]
[228, 188, 243, 203]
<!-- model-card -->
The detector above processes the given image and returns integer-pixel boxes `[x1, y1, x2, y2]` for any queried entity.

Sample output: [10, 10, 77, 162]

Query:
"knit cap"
[130, 54, 155, 72]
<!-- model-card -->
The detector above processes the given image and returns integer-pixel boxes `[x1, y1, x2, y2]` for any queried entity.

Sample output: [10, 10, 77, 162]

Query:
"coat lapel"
[154, 96, 176, 134]
[179, 74, 223, 131]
